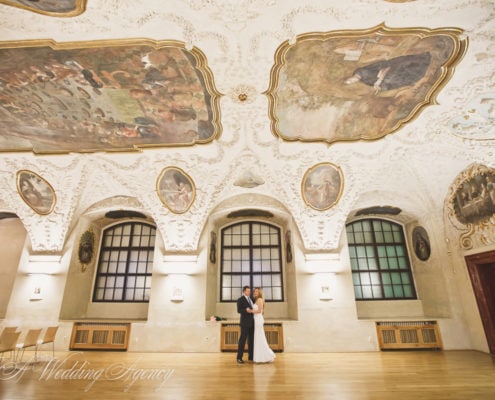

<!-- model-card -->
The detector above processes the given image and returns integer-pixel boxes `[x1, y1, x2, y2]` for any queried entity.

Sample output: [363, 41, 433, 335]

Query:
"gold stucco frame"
[265, 23, 467, 145]
[301, 162, 344, 211]
[156, 166, 196, 214]
[16, 169, 56, 215]
[0, 38, 222, 154]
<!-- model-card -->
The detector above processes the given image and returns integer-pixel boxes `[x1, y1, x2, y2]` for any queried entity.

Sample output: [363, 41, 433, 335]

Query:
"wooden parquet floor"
[1, 350, 494, 400]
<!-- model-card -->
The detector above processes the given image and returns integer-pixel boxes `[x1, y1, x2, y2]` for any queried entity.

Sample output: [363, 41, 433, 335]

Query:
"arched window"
[346, 219, 416, 300]
[93, 221, 156, 303]
[220, 221, 284, 302]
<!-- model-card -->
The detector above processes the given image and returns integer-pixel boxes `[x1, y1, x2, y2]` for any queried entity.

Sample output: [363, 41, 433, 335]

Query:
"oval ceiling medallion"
[16, 169, 56, 215]
[157, 167, 196, 214]
[301, 162, 344, 211]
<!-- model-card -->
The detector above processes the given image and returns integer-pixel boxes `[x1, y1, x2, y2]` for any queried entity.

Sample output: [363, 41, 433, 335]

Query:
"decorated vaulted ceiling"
[0, 0, 494, 253]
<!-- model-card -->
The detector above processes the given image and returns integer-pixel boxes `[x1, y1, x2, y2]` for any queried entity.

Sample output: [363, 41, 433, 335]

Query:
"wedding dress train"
[252, 304, 275, 363]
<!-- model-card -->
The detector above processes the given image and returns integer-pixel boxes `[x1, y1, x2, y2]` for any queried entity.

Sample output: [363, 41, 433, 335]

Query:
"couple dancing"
[236, 286, 275, 364]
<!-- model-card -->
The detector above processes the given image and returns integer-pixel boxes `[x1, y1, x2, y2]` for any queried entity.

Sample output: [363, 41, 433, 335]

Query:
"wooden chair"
[16, 328, 42, 362]
[36, 326, 58, 358]
[0, 326, 18, 343]
[0, 331, 21, 361]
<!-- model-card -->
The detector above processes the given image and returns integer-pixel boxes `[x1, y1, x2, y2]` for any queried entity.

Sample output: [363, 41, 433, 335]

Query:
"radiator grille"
[92, 330, 109, 344]
[376, 321, 442, 350]
[113, 330, 127, 345]
[74, 329, 89, 344]
[422, 328, 437, 343]
[70, 322, 131, 351]
[381, 329, 396, 344]
[220, 322, 283, 352]
[400, 329, 418, 343]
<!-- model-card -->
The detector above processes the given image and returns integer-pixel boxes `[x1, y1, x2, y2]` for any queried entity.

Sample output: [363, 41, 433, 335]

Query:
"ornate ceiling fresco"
[0, 0, 493, 253]
[0, 22, 466, 152]
[266, 25, 466, 144]
[0, 40, 220, 153]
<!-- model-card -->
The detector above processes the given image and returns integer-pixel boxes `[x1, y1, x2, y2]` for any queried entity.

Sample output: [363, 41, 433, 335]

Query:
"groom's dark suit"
[236, 294, 254, 361]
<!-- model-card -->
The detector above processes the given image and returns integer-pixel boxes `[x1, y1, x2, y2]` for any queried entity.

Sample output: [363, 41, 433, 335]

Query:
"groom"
[236, 285, 254, 364]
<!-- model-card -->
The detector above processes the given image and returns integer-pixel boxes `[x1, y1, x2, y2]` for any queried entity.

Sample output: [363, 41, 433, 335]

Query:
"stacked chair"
[15, 328, 42, 362]
[36, 326, 59, 358]
[0, 327, 21, 361]
[0, 325, 59, 362]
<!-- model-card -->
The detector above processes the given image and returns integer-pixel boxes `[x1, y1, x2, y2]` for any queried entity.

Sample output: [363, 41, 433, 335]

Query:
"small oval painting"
[302, 162, 344, 211]
[157, 167, 195, 214]
[412, 226, 431, 261]
[16, 170, 56, 215]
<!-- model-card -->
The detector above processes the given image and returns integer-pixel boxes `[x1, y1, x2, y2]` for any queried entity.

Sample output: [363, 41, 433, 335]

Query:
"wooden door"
[465, 250, 495, 354]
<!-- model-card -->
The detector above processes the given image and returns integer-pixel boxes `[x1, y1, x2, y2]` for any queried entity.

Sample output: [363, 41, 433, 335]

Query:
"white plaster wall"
[0, 218, 25, 318]
[4, 252, 69, 327]
[1, 220, 493, 353]
[129, 249, 220, 352]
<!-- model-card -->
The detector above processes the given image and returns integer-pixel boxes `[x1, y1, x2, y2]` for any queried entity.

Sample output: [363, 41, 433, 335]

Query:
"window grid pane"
[93, 222, 156, 303]
[220, 222, 284, 302]
[346, 219, 416, 301]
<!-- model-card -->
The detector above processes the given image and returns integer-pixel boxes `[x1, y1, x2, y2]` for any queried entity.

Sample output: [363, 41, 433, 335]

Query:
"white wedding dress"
[252, 303, 275, 363]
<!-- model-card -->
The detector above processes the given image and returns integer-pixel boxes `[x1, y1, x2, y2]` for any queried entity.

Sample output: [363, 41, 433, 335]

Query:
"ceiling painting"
[157, 167, 196, 214]
[266, 24, 467, 145]
[0, 39, 221, 154]
[449, 164, 495, 226]
[446, 163, 495, 250]
[16, 169, 56, 215]
[302, 162, 344, 211]
[0, 0, 86, 16]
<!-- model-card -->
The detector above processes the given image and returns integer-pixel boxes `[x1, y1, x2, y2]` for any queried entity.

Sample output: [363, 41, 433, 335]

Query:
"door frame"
[465, 250, 495, 354]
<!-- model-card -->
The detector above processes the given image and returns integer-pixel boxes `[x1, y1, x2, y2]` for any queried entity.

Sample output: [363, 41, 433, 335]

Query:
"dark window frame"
[346, 218, 417, 301]
[220, 221, 284, 302]
[93, 221, 156, 303]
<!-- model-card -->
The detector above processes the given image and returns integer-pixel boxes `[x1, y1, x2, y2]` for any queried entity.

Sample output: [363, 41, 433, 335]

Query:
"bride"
[252, 287, 275, 363]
